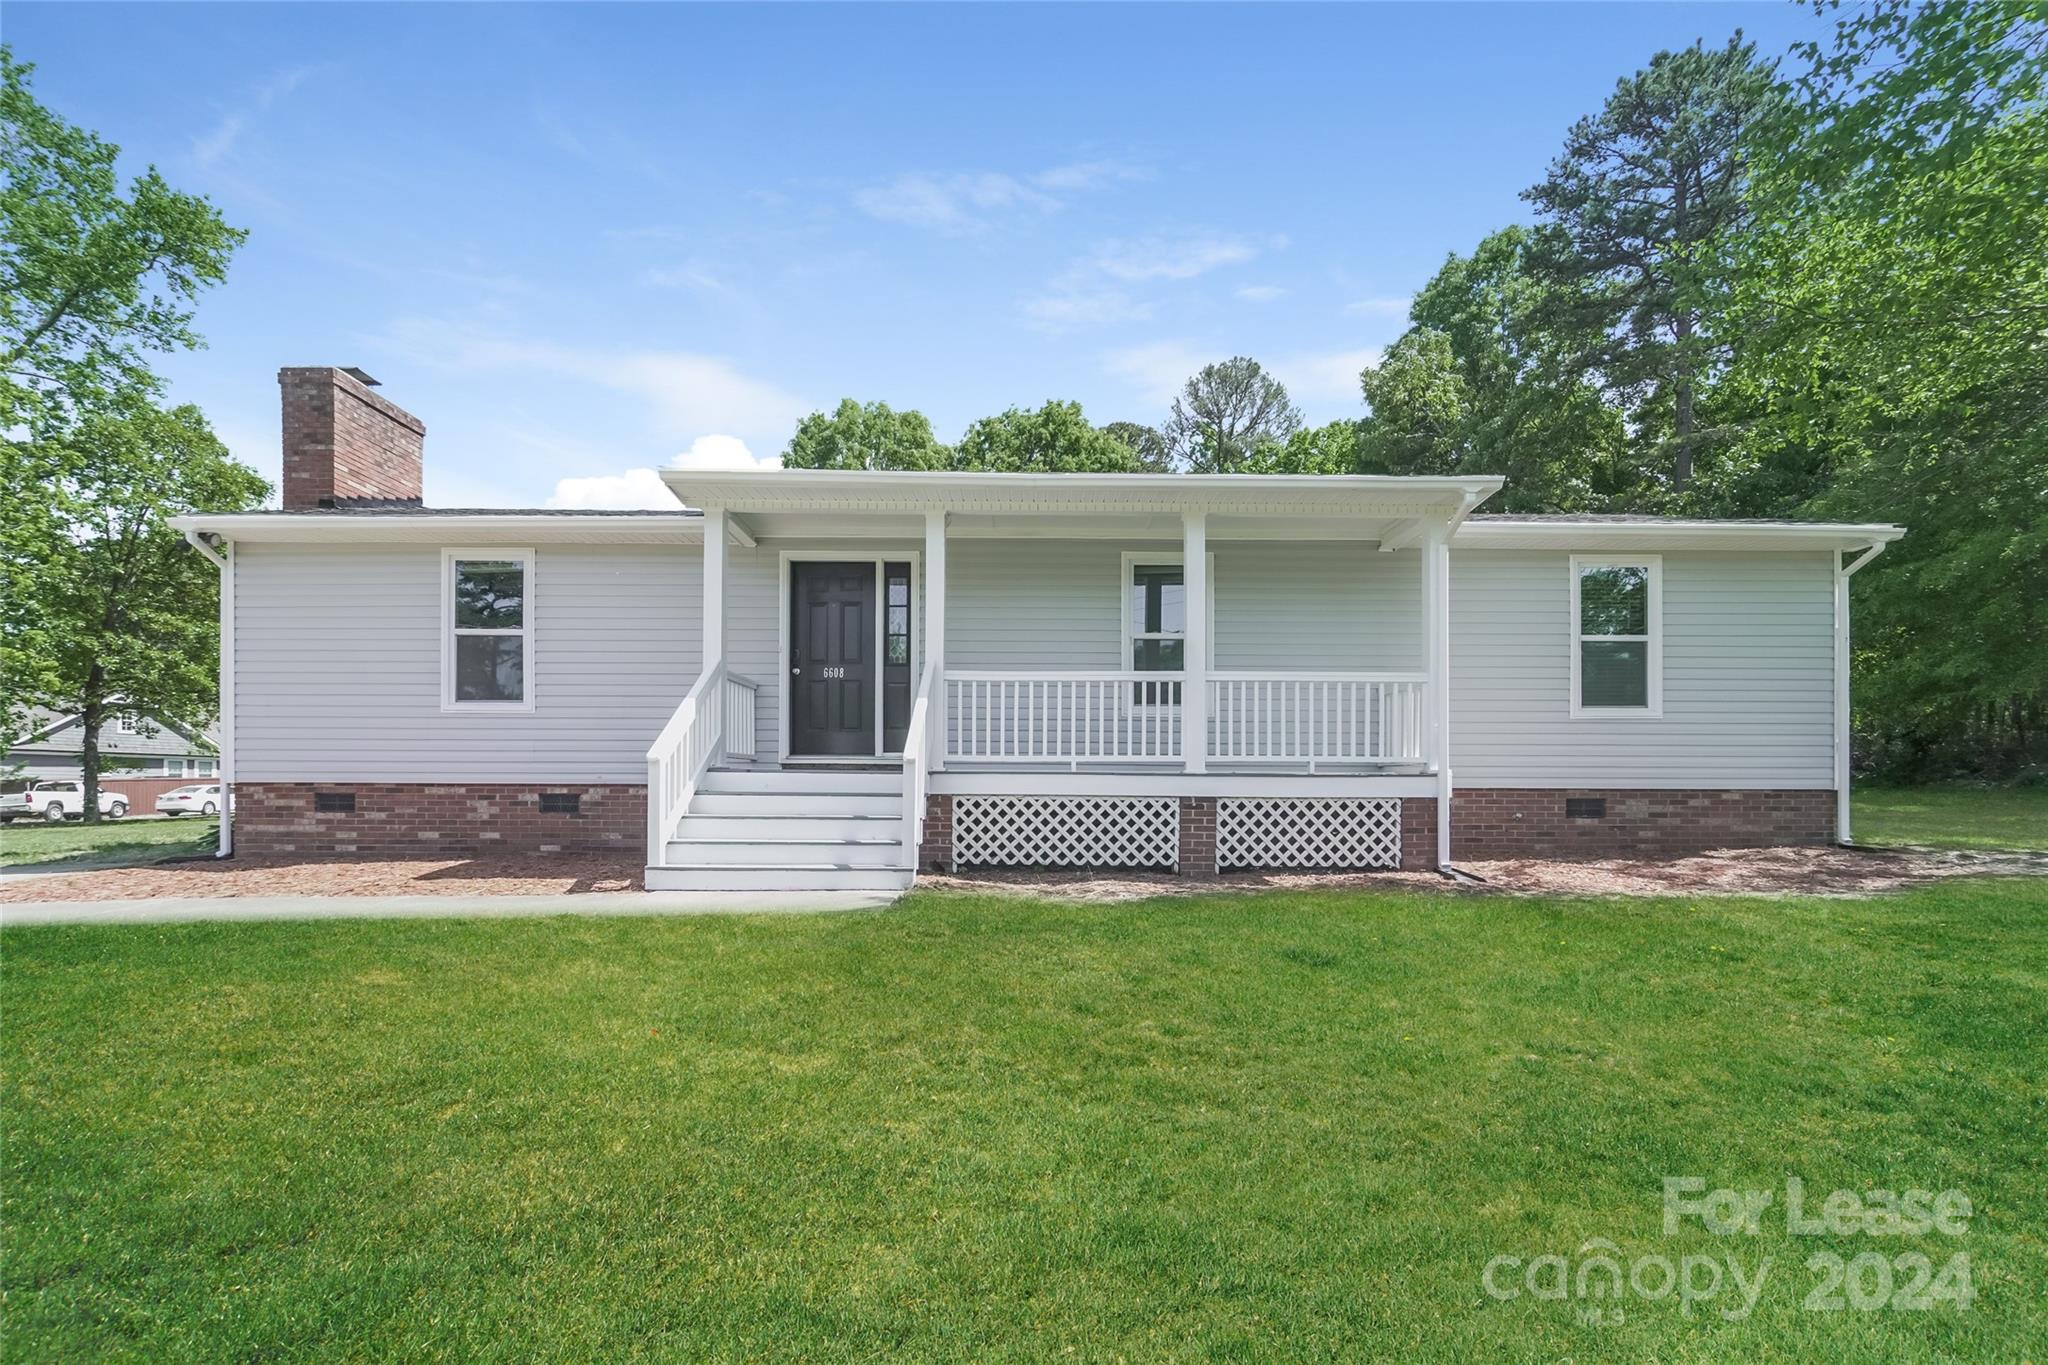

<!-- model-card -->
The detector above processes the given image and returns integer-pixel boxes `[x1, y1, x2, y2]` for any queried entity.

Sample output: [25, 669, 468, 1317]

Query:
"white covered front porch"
[643, 470, 1500, 888]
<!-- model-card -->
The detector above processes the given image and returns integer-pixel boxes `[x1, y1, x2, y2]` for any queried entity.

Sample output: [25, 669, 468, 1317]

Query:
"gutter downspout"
[183, 529, 233, 859]
[1434, 488, 1486, 871]
[1835, 540, 1889, 846]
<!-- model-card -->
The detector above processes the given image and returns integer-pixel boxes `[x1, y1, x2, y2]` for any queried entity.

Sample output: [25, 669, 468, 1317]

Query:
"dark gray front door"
[790, 561, 875, 756]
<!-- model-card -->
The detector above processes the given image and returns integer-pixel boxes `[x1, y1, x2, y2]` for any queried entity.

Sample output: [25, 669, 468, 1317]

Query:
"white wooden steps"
[645, 767, 914, 892]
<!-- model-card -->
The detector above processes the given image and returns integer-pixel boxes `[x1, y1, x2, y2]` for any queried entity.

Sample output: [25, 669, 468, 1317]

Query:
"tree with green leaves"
[953, 400, 1141, 472]
[0, 47, 243, 431]
[1728, 0, 2047, 775]
[1354, 329, 1469, 477]
[1242, 419, 1363, 475]
[780, 398, 951, 470]
[1, 46, 261, 817]
[1523, 35, 1780, 495]
[1161, 357, 1302, 472]
[1395, 228, 1635, 511]
[1, 392, 268, 821]
[1099, 420, 1173, 473]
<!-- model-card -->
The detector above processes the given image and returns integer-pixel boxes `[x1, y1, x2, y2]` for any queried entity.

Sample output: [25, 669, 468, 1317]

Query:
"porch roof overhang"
[1456, 517, 1906, 553]
[661, 468, 1506, 541]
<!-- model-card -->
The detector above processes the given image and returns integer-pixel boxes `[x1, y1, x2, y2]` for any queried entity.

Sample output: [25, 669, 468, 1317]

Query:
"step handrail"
[646, 658, 726, 863]
[901, 657, 938, 875]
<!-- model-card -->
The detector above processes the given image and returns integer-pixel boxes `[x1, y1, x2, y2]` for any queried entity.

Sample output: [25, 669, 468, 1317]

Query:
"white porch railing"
[646, 662, 762, 860]
[1209, 672, 1426, 767]
[723, 671, 760, 761]
[940, 669, 1427, 770]
[901, 659, 938, 868]
[944, 671, 1186, 764]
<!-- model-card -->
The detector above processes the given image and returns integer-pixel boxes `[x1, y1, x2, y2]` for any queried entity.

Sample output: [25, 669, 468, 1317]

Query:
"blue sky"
[12, 2, 1832, 508]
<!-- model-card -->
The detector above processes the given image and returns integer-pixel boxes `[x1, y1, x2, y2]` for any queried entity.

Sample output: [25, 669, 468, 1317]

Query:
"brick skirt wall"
[1450, 788, 1835, 860]
[231, 783, 1833, 866]
[234, 783, 643, 856]
[919, 794, 954, 871]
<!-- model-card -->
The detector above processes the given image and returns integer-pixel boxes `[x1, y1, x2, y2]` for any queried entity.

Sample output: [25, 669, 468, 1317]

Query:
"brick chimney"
[279, 367, 426, 509]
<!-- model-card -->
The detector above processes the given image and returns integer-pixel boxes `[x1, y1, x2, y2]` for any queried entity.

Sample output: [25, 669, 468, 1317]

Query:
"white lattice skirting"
[952, 796, 1179, 870]
[1216, 798, 1402, 870]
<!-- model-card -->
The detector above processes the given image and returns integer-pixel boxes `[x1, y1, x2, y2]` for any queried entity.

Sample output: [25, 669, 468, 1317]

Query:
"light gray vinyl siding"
[1449, 549, 1837, 788]
[944, 539, 1423, 672]
[235, 543, 697, 782]
[1215, 541, 1421, 671]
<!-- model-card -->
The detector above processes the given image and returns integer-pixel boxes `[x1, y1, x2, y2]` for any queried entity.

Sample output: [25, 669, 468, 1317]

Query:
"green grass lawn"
[5, 882, 2043, 1360]
[1854, 783, 2048, 851]
[0, 815, 218, 869]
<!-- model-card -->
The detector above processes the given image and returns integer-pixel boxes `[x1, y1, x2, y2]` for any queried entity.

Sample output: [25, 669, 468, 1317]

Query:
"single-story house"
[5, 706, 221, 807]
[170, 367, 1902, 890]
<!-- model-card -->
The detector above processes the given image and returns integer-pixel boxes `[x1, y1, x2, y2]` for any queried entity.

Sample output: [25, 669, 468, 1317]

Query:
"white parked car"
[156, 784, 225, 818]
[0, 781, 130, 823]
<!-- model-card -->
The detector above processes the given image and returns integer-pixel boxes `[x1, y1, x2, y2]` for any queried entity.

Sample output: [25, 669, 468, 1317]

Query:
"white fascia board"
[166, 514, 706, 545]
[1455, 521, 1906, 552]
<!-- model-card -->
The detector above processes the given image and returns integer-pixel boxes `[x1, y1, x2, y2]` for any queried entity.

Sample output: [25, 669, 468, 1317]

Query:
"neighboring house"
[5, 706, 221, 808]
[170, 367, 1902, 890]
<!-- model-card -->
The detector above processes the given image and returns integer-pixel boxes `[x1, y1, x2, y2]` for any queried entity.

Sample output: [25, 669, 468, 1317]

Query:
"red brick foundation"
[1450, 788, 1836, 860]
[1178, 797, 1217, 876]
[1400, 797, 1439, 871]
[233, 783, 644, 856]
[232, 783, 1834, 867]
[920, 794, 954, 871]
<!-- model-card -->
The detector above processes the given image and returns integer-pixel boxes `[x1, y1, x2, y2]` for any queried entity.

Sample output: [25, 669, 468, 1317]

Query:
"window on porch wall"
[1128, 562, 1184, 706]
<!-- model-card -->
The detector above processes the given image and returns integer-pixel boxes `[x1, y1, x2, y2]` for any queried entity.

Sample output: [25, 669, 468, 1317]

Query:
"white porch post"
[1835, 553, 1851, 844]
[1832, 540, 1888, 844]
[925, 508, 947, 769]
[1183, 509, 1208, 773]
[1424, 524, 1453, 868]
[701, 506, 726, 666]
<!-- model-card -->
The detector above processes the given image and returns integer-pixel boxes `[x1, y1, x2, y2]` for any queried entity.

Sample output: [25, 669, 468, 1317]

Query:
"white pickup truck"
[0, 781, 130, 823]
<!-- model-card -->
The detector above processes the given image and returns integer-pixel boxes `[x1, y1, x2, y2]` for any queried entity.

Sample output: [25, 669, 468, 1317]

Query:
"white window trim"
[442, 547, 537, 713]
[1119, 552, 1215, 708]
[113, 715, 138, 735]
[1569, 553, 1662, 718]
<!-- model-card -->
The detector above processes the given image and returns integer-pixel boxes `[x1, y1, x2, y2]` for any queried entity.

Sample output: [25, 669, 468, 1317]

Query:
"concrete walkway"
[0, 889, 900, 928]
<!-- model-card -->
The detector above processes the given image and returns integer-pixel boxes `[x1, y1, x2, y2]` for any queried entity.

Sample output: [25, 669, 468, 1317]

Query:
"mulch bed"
[3, 843, 2041, 906]
[0, 854, 642, 903]
[921, 843, 2048, 902]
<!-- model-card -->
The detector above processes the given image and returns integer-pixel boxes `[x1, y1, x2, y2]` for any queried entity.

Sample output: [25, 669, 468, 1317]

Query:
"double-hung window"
[1121, 552, 1213, 707]
[1570, 555, 1661, 716]
[444, 549, 535, 710]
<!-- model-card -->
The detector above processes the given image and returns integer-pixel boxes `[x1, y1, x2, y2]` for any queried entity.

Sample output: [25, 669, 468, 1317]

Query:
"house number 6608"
[820, 666, 846, 679]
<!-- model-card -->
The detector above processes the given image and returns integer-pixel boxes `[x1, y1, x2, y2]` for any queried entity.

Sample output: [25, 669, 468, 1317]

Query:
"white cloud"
[1091, 234, 1262, 282]
[545, 435, 778, 511]
[1345, 296, 1412, 318]
[1021, 287, 1152, 333]
[671, 433, 777, 471]
[546, 468, 675, 511]
[191, 65, 318, 168]
[381, 320, 809, 450]
[1235, 285, 1287, 303]
[1028, 159, 1150, 192]
[1271, 347, 1384, 404]
[853, 160, 1147, 233]
[643, 260, 733, 295]
[853, 172, 1054, 232]
[1103, 340, 1214, 407]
